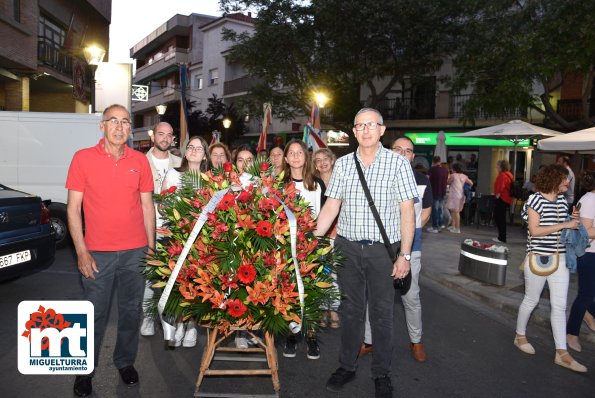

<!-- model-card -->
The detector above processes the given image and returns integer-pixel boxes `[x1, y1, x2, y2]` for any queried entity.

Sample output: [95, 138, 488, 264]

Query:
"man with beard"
[139, 122, 181, 337]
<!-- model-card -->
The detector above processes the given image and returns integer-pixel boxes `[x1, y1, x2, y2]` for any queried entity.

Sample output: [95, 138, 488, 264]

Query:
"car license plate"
[0, 250, 31, 269]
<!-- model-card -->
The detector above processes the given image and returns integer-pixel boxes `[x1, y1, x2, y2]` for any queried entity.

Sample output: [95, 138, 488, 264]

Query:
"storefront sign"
[406, 132, 530, 147]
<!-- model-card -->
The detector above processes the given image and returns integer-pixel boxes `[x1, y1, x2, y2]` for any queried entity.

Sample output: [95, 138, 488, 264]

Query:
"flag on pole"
[210, 130, 221, 145]
[257, 103, 272, 153]
[303, 103, 326, 151]
[179, 64, 190, 155]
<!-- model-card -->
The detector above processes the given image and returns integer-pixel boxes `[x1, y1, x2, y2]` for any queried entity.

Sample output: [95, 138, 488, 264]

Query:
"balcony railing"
[375, 97, 436, 120]
[37, 39, 72, 76]
[449, 94, 526, 119]
[223, 76, 261, 96]
[134, 49, 188, 83]
[557, 99, 594, 122]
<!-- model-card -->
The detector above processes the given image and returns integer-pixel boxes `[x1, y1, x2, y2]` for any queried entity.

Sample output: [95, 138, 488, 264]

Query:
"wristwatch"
[398, 253, 411, 261]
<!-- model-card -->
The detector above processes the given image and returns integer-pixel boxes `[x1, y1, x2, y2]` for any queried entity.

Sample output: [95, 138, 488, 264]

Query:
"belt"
[338, 235, 382, 246]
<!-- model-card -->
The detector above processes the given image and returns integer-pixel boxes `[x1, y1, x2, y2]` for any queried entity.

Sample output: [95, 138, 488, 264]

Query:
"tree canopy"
[450, 0, 595, 129]
[219, 0, 595, 129]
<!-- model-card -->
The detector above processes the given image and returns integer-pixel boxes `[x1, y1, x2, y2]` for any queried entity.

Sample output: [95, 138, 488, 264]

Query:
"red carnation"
[217, 193, 236, 211]
[227, 298, 247, 318]
[236, 189, 251, 203]
[255, 220, 273, 237]
[223, 162, 233, 172]
[259, 162, 270, 172]
[237, 263, 257, 284]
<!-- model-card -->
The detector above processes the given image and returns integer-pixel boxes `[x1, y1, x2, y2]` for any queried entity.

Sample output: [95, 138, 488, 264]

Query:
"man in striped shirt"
[315, 108, 418, 398]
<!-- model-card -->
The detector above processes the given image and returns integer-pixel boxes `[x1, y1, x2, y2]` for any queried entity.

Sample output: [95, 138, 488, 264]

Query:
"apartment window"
[195, 75, 203, 90]
[38, 14, 69, 73]
[208, 68, 219, 86]
[39, 15, 65, 47]
[13, 0, 20, 22]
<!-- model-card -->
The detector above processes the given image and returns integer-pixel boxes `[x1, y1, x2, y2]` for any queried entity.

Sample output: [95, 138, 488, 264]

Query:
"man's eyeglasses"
[392, 146, 414, 155]
[103, 117, 131, 127]
[354, 121, 382, 131]
[186, 146, 205, 153]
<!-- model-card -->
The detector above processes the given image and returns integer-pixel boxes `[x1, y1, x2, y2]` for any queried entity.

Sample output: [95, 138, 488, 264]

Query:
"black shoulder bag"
[353, 152, 412, 294]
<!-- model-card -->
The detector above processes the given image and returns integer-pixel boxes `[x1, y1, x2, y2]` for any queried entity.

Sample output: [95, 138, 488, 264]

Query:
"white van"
[0, 112, 103, 248]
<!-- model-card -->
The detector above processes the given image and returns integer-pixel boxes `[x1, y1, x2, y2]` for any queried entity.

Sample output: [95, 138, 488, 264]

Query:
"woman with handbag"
[514, 164, 586, 373]
[566, 170, 595, 352]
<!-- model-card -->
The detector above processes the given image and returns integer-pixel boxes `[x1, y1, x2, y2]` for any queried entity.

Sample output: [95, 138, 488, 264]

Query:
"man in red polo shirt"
[66, 104, 155, 397]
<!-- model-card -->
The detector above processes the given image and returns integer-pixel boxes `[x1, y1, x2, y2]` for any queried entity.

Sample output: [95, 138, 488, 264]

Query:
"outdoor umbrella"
[434, 130, 447, 162]
[537, 127, 595, 153]
[456, 120, 563, 177]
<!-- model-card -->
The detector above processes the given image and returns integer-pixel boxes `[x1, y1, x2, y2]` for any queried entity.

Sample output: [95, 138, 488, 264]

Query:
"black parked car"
[0, 184, 55, 281]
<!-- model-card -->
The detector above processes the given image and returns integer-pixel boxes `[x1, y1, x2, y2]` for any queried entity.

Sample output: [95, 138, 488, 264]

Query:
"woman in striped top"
[514, 164, 586, 372]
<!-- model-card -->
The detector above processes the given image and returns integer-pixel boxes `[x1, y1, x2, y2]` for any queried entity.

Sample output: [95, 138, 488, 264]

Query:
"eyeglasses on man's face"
[186, 145, 205, 153]
[354, 121, 382, 131]
[103, 117, 131, 128]
[392, 146, 413, 155]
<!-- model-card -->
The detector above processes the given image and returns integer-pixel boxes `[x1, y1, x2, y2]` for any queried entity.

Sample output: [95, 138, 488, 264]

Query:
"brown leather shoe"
[359, 343, 373, 356]
[410, 343, 427, 362]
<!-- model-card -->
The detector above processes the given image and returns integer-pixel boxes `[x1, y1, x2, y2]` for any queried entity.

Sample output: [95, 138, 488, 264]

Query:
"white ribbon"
[274, 195, 304, 333]
[158, 188, 229, 341]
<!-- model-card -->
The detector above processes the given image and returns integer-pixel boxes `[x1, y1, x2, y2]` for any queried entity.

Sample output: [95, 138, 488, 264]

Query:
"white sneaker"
[447, 226, 456, 232]
[140, 318, 155, 336]
[169, 322, 185, 347]
[235, 336, 249, 349]
[426, 227, 439, 233]
[452, 228, 461, 234]
[440, 225, 446, 229]
[492, 237, 505, 243]
[182, 326, 198, 347]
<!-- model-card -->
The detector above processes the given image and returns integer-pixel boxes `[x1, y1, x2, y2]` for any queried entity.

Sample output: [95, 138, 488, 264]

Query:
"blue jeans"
[567, 252, 595, 336]
[335, 236, 398, 378]
[431, 197, 444, 228]
[82, 246, 147, 369]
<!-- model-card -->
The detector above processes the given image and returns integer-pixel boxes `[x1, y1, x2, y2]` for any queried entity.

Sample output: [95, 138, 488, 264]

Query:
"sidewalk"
[419, 221, 595, 344]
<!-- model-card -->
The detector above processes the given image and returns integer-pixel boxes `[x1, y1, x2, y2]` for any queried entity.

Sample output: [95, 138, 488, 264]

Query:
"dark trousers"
[567, 252, 595, 336]
[335, 236, 398, 378]
[494, 198, 509, 242]
[82, 247, 147, 370]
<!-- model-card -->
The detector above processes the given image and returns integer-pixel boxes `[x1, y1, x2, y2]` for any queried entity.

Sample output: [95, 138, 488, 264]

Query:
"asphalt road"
[1, 247, 594, 398]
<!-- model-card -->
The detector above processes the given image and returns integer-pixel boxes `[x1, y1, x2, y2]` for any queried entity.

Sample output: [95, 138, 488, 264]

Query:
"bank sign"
[18, 301, 94, 375]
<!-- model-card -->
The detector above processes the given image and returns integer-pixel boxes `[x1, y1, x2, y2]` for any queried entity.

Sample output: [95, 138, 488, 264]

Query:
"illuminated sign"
[405, 132, 530, 147]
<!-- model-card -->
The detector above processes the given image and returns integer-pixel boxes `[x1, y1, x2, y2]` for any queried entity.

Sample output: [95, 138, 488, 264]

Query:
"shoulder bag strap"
[353, 152, 397, 260]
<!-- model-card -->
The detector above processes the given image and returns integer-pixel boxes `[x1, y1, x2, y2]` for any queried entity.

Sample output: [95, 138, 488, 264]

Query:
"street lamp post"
[222, 117, 232, 145]
[83, 45, 106, 114]
[155, 104, 167, 121]
[313, 91, 329, 109]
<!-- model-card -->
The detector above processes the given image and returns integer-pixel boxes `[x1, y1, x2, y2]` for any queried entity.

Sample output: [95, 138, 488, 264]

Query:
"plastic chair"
[475, 195, 495, 227]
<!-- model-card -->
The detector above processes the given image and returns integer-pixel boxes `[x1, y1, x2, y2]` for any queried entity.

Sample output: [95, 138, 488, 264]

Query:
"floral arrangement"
[144, 157, 340, 335]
